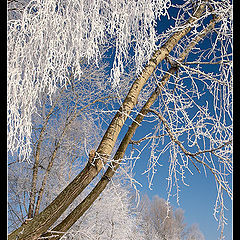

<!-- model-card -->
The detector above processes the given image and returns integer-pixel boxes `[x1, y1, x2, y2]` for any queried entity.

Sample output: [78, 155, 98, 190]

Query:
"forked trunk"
[8, 4, 207, 240]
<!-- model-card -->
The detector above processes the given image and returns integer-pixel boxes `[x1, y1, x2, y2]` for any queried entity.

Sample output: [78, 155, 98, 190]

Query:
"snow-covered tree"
[60, 176, 143, 240]
[8, 0, 232, 239]
[184, 224, 205, 240]
[7, 0, 171, 162]
[8, 56, 112, 229]
[137, 195, 205, 240]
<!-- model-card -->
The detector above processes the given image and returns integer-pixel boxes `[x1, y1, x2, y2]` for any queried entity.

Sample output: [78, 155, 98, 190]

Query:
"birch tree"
[8, 0, 232, 239]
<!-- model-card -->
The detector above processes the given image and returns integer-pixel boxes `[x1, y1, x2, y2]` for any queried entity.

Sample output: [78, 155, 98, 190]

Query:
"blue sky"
[131, 147, 232, 239]
[119, 104, 232, 239]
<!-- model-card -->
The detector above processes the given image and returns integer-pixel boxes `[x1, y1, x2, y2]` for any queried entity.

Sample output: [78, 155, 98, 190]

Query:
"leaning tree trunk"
[8, 3, 207, 240]
[41, 66, 177, 240]
[40, 12, 220, 240]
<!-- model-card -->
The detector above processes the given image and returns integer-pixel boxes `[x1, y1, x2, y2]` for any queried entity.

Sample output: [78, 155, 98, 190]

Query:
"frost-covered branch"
[8, 1, 232, 239]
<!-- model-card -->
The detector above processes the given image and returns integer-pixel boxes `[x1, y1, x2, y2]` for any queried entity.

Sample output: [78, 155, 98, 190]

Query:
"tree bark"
[42, 11, 220, 240]
[8, 3, 207, 240]
[40, 68, 174, 239]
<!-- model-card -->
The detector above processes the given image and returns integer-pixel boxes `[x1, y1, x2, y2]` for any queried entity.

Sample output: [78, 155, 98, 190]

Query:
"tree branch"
[40, 10, 223, 238]
[8, 3, 209, 239]
[148, 108, 232, 195]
